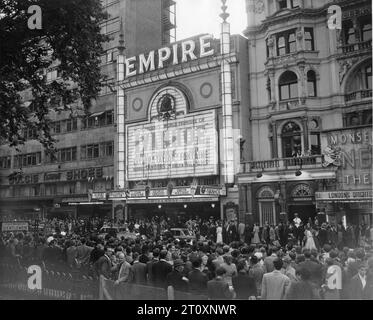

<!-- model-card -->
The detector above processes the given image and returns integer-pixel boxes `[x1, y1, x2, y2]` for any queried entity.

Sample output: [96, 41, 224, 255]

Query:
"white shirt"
[293, 217, 301, 228]
[359, 274, 366, 289]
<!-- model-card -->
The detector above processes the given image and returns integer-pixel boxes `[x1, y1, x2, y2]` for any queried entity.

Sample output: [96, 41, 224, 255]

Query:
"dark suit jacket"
[146, 258, 158, 285]
[188, 269, 208, 295]
[207, 278, 233, 300]
[132, 261, 147, 284]
[153, 260, 172, 288]
[95, 255, 112, 279]
[232, 272, 257, 299]
[348, 274, 370, 300]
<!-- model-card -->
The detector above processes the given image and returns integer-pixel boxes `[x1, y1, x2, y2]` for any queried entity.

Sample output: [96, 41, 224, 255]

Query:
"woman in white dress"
[304, 225, 317, 250]
[216, 222, 223, 244]
[252, 223, 260, 245]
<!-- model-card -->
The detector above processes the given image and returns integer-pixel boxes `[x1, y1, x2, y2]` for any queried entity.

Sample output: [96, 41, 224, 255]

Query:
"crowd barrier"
[0, 258, 207, 300]
[0, 257, 98, 300]
[99, 276, 208, 300]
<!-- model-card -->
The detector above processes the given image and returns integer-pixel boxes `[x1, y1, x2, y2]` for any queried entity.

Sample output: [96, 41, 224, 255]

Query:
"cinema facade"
[103, 33, 252, 222]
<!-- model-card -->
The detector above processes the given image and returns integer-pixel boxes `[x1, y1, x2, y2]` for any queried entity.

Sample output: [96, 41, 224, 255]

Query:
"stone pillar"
[246, 183, 253, 217]
[272, 121, 278, 158]
[239, 185, 247, 215]
[302, 117, 309, 153]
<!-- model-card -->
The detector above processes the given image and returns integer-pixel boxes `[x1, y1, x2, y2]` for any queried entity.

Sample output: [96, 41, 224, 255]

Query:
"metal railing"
[345, 89, 372, 102]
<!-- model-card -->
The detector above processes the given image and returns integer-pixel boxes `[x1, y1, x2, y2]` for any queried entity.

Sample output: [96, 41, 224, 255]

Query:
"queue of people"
[1, 214, 373, 300]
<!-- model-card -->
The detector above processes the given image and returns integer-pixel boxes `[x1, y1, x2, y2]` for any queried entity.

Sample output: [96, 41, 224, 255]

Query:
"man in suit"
[94, 247, 114, 279]
[188, 256, 208, 296]
[232, 259, 257, 299]
[131, 252, 147, 284]
[263, 247, 278, 273]
[76, 238, 93, 267]
[249, 255, 264, 297]
[261, 258, 290, 300]
[207, 267, 234, 300]
[146, 248, 159, 285]
[298, 249, 323, 287]
[348, 262, 369, 299]
[167, 259, 189, 300]
[152, 250, 172, 289]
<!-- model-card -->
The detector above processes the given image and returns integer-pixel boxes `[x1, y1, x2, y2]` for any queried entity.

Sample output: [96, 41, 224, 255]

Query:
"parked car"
[165, 228, 196, 241]
[98, 226, 141, 240]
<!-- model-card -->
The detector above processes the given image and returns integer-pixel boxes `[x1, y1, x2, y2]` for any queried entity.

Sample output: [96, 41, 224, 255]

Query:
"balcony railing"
[240, 156, 323, 174]
[341, 40, 372, 54]
[345, 89, 372, 102]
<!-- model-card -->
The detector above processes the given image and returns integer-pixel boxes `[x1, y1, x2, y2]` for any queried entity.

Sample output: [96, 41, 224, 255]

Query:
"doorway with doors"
[288, 204, 317, 225]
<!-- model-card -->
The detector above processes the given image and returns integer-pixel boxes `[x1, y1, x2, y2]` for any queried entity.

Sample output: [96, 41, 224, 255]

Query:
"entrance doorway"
[288, 204, 316, 224]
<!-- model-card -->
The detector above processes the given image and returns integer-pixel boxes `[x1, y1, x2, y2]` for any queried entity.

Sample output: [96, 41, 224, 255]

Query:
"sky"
[174, 0, 247, 40]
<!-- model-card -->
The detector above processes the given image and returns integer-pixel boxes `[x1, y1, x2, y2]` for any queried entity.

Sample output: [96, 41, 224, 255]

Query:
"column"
[272, 121, 278, 158]
[302, 117, 309, 153]
[239, 184, 247, 215]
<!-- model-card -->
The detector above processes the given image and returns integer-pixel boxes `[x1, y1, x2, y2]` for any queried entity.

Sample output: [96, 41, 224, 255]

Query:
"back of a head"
[355, 248, 365, 260]
[296, 266, 311, 281]
[159, 250, 168, 260]
[216, 248, 223, 256]
[153, 248, 160, 258]
[223, 255, 232, 265]
[236, 259, 247, 272]
[250, 255, 258, 265]
[329, 250, 338, 259]
[192, 257, 202, 269]
[273, 258, 283, 270]
[133, 252, 139, 261]
[323, 244, 332, 253]
[304, 250, 311, 259]
[216, 267, 226, 277]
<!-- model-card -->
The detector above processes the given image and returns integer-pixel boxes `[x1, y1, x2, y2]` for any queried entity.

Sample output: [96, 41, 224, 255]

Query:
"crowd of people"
[0, 214, 373, 300]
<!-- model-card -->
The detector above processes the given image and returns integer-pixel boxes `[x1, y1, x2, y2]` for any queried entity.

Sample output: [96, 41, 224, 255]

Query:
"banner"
[315, 190, 373, 202]
[1, 222, 29, 232]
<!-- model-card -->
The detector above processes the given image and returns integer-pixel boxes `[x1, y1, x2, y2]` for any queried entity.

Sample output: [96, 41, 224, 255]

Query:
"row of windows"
[7, 142, 114, 169]
[267, 28, 314, 57]
[343, 17, 372, 45]
[81, 110, 114, 129]
[100, 17, 120, 35]
[278, 0, 299, 10]
[267, 70, 317, 101]
[13, 152, 42, 168]
[2, 180, 114, 198]
[48, 111, 114, 136]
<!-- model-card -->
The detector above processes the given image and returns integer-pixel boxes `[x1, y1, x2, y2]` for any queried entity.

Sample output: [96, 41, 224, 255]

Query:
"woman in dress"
[216, 222, 223, 244]
[304, 225, 317, 250]
[252, 223, 260, 245]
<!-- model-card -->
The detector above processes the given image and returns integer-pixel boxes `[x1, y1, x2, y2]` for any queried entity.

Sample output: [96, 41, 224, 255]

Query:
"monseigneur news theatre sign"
[126, 110, 218, 181]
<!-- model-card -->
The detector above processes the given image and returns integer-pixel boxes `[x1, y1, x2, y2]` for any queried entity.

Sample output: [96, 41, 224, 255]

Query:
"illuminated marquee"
[126, 110, 218, 181]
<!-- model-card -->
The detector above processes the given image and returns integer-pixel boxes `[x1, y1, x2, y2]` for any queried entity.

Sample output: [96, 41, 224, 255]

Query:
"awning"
[315, 190, 373, 203]
[88, 111, 105, 118]
[127, 197, 219, 204]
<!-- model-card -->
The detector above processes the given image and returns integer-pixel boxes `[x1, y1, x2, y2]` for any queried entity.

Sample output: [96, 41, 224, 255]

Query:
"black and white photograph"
[0, 0, 372, 305]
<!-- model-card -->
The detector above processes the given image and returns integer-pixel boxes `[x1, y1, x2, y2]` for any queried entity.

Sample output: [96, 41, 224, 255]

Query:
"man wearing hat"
[166, 259, 189, 300]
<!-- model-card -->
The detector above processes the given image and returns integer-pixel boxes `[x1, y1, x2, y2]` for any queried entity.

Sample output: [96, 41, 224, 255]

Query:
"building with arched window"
[238, 0, 372, 227]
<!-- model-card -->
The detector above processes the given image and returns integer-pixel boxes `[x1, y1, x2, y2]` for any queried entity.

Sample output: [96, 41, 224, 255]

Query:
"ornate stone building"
[238, 0, 372, 226]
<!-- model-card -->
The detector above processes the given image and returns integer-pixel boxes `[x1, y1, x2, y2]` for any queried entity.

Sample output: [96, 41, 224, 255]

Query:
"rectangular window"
[84, 144, 100, 159]
[304, 28, 314, 51]
[277, 36, 286, 55]
[308, 80, 316, 97]
[310, 133, 321, 155]
[362, 21, 372, 41]
[66, 118, 77, 132]
[288, 32, 296, 52]
[54, 121, 61, 134]
[291, 0, 299, 8]
[280, 85, 290, 100]
[106, 111, 114, 125]
[366, 66, 372, 89]
[103, 141, 114, 157]
[0, 156, 11, 169]
[278, 0, 287, 10]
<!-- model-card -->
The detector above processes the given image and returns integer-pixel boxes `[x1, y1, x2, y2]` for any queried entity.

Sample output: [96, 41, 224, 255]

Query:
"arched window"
[279, 71, 298, 100]
[281, 121, 302, 157]
[365, 66, 372, 89]
[343, 21, 356, 44]
[345, 61, 372, 102]
[257, 187, 276, 227]
[307, 70, 317, 97]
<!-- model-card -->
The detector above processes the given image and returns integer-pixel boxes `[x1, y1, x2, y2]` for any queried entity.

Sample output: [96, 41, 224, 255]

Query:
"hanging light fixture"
[158, 205, 162, 209]
[183, 204, 187, 209]
[211, 203, 215, 208]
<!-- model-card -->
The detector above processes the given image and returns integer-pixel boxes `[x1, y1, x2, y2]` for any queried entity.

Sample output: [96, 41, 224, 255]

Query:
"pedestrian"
[232, 259, 257, 299]
[207, 267, 234, 300]
[166, 259, 189, 300]
[261, 258, 290, 300]
[286, 266, 320, 300]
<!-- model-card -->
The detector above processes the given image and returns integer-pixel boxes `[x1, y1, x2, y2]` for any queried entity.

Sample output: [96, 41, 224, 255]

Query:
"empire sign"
[124, 34, 216, 78]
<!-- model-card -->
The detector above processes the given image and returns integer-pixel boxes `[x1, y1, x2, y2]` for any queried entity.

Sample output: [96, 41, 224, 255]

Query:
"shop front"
[316, 125, 372, 226]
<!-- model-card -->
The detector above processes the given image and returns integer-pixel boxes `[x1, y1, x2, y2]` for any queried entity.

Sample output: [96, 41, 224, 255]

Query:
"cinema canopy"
[111, 33, 251, 222]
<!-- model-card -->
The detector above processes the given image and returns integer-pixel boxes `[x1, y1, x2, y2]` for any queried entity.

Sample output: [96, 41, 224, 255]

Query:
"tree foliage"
[0, 0, 108, 149]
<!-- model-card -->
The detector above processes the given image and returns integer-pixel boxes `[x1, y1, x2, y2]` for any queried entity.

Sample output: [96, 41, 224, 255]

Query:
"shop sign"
[126, 197, 219, 204]
[149, 189, 168, 197]
[321, 127, 372, 190]
[124, 34, 216, 78]
[315, 190, 373, 201]
[197, 185, 223, 196]
[9, 174, 39, 185]
[172, 187, 193, 196]
[108, 190, 128, 200]
[91, 192, 107, 200]
[127, 110, 218, 180]
[2, 221, 29, 232]
[61, 197, 89, 203]
[66, 167, 103, 181]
